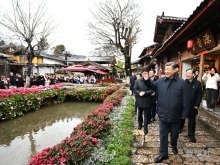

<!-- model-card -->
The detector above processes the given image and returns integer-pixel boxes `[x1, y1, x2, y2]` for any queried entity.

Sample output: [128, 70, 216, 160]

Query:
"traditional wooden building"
[151, 0, 220, 80]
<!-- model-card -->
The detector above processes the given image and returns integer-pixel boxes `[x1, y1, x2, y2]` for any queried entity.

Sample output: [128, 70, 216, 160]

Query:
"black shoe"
[144, 128, 148, 135]
[191, 137, 196, 143]
[147, 120, 151, 125]
[179, 129, 182, 134]
[138, 126, 142, 130]
[172, 146, 178, 154]
[154, 155, 169, 163]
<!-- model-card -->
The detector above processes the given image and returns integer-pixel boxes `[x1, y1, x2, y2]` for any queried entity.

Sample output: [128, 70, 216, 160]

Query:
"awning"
[61, 65, 107, 74]
[62, 65, 90, 72]
[88, 69, 107, 75]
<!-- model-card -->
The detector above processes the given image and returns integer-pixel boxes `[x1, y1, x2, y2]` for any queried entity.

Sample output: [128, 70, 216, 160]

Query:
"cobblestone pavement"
[132, 115, 220, 164]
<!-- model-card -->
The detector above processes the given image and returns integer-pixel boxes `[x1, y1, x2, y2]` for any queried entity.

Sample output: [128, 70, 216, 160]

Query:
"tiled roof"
[159, 16, 187, 22]
[82, 61, 112, 71]
[0, 53, 11, 58]
[131, 59, 140, 64]
[40, 53, 66, 62]
[152, 0, 210, 58]
[68, 56, 115, 63]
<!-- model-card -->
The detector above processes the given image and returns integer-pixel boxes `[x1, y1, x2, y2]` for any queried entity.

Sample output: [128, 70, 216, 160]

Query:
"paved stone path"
[132, 115, 220, 164]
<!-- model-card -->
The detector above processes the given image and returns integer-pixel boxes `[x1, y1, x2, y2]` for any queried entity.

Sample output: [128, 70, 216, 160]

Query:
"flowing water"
[0, 102, 101, 165]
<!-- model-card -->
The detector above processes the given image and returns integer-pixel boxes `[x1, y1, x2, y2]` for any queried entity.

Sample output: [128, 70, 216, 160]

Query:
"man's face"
[149, 71, 154, 77]
[186, 70, 194, 80]
[142, 71, 149, 80]
[136, 75, 141, 79]
[164, 66, 176, 78]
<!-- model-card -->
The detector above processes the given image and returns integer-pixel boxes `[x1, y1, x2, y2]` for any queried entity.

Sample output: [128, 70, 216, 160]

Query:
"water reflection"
[0, 102, 100, 165]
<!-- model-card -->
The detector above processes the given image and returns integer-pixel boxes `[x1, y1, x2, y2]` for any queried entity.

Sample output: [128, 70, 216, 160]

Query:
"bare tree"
[93, 44, 124, 59]
[88, 0, 141, 76]
[0, 0, 55, 87]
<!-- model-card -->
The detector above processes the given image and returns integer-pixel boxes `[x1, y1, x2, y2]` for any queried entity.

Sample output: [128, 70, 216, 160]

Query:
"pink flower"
[91, 138, 98, 146]
[60, 157, 67, 163]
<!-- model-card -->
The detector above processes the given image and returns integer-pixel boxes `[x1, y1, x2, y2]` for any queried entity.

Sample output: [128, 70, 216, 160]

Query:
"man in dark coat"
[179, 68, 202, 143]
[133, 70, 154, 134]
[129, 71, 137, 95]
[153, 62, 189, 163]
[134, 72, 142, 114]
[149, 70, 159, 122]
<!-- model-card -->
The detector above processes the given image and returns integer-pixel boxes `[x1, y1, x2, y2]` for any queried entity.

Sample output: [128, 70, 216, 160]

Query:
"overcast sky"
[0, 0, 203, 61]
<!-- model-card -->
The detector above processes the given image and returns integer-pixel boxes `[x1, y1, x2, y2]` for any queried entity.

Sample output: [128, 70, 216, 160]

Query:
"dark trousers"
[188, 116, 196, 137]
[138, 107, 151, 128]
[180, 117, 196, 137]
[159, 120, 180, 157]
[206, 88, 218, 109]
[134, 101, 138, 112]
[179, 118, 185, 131]
[151, 102, 157, 119]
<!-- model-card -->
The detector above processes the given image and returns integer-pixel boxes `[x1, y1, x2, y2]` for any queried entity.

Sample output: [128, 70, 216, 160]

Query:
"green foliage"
[116, 60, 124, 73]
[53, 44, 66, 54]
[84, 96, 134, 164]
[106, 97, 134, 163]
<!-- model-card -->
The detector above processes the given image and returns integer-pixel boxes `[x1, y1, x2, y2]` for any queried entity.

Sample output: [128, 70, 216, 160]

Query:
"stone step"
[197, 107, 220, 141]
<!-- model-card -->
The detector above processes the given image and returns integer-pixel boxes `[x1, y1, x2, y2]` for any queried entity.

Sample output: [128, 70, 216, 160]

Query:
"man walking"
[179, 68, 202, 143]
[130, 71, 137, 95]
[149, 70, 158, 122]
[153, 62, 188, 163]
[133, 69, 154, 134]
[134, 72, 142, 114]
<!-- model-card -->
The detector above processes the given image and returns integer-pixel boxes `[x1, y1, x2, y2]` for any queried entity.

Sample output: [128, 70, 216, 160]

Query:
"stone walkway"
[132, 114, 220, 164]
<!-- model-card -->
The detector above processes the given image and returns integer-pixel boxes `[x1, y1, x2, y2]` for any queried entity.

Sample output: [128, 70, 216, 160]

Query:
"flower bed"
[0, 84, 63, 100]
[28, 89, 127, 165]
[83, 96, 134, 164]
[0, 85, 119, 120]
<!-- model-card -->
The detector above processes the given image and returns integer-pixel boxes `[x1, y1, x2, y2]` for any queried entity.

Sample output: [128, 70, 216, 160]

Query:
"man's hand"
[151, 92, 155, 96]
[139, 91, 145, 96]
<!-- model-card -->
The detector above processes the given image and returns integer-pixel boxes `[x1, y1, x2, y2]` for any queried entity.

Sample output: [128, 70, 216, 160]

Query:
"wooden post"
[199, 54, 204, 82]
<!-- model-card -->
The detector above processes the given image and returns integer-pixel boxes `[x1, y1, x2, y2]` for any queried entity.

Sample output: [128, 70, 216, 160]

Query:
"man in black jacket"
[134, 72, 142, 114]
[130, 71, 137, 95]
[133, 70, 154, 134]
[149, 70, 159, 122]
[153, 62, 189, 163]
[179, 68, 202, 143]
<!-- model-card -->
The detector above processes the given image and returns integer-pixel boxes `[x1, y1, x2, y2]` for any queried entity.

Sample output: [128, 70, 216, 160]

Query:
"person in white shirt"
[202, 67, 220, 111]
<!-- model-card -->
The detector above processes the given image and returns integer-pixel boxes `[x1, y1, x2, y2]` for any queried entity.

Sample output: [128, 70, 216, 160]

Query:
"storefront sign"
[192, 29, 216, 54]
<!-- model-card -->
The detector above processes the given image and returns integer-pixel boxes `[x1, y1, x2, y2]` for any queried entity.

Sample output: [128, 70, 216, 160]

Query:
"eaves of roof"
[40, 53, 66, 62]
[153, 0, 214, 58]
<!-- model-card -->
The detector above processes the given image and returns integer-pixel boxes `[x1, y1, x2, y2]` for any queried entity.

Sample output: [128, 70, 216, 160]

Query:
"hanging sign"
[191, 29, 216, 55]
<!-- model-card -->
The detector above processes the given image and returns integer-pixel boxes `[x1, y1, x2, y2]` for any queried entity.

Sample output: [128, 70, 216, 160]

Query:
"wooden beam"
[199, 54, 204, 82]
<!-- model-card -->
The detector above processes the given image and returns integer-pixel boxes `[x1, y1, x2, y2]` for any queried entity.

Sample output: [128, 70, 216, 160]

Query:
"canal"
[0, 102, 101, 165]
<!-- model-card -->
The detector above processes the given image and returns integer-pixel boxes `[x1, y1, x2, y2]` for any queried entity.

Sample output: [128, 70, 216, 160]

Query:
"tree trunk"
[26, 54, 34, 87]
[124, 55, 131, 76]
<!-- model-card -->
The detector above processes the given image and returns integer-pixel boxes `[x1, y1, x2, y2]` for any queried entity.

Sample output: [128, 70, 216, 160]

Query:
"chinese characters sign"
[192, 29, 216, 54]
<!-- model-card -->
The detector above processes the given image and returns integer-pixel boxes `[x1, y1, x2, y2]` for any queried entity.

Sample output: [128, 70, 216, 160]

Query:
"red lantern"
[187, 40, 194, 49]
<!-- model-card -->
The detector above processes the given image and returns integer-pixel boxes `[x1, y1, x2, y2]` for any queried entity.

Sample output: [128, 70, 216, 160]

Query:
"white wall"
[43, 58, 64, 65]
[33, 66, 54, 75]
[182, 61, 191, 79]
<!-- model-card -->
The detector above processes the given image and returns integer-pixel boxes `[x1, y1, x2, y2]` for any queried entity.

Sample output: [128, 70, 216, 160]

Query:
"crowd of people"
[0, 72, 98, 89]
[130, 62, 211, 163]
